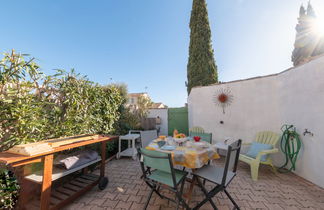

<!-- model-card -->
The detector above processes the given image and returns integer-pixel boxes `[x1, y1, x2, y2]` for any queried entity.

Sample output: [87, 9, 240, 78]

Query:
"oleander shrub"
[0, 50, 126, 151]
[0, 168, 20, 209]
[0, 50, 138, 208]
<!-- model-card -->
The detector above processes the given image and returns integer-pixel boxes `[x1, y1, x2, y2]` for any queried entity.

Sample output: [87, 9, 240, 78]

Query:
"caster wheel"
[98, 177, 109, 190]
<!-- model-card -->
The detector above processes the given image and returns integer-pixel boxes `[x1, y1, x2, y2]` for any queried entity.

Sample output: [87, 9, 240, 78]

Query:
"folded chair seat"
[194, 166, 235, 187]
[148, 169, 187, 187]
[192, 139, 242, 210]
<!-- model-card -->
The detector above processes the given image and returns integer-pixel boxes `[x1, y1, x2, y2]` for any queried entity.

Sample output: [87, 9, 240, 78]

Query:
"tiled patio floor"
[64, 158, 324, 210]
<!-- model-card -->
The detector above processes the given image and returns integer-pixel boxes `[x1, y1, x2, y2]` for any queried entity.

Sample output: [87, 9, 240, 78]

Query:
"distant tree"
[136, 95, 153, 119]
[306, 2, 316, 17]
[186, 0, 218, 94]
[308, 2, 324, 57]
[292, 5, 308, 66]
[292, 2, 322, 66]
[107, 83, 143, 133]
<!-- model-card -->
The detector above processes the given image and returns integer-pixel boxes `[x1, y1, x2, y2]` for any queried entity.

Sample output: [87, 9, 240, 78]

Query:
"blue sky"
[1, 0, 324, 107]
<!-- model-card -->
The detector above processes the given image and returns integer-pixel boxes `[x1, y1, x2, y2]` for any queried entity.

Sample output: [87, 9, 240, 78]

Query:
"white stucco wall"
[148, 108, 168, 136]
[188, 56, 324, 188]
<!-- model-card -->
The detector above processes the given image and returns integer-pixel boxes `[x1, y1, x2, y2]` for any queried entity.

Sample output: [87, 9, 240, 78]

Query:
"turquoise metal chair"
[192, 139, 242, 210]
[189, 132, 212, 144]
[138, 148, 190, 210]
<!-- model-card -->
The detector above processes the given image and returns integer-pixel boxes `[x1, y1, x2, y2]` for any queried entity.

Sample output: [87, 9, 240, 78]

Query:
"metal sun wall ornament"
[214, 88, 233, 114]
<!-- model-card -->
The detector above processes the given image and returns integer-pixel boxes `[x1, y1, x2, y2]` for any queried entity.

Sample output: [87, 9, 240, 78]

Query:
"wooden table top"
[0, 135, 118, 165]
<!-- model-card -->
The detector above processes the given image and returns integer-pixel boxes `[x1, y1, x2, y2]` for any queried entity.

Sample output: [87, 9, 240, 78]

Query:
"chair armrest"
[255, 148, 279, 161]
[240, 142, 252, 154]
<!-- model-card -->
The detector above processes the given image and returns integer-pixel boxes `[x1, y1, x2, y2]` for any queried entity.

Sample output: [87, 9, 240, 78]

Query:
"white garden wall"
[148, 108, 168, 136]
[188, 55, 324, 188]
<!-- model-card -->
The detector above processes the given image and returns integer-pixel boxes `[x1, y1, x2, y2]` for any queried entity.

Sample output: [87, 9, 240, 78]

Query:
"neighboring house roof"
[150, 103, 168, 109]
[127, 93, 167, 109]
[128, 92, 148, 97]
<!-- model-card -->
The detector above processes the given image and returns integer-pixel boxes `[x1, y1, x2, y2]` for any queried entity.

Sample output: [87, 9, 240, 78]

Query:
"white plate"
[174, 138, 187, 144]
[193, 142, 208, 148]
[161, 145, 176, 151]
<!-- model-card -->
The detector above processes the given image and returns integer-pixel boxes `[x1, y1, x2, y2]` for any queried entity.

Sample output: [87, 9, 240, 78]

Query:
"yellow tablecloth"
[146, 140, 220, 169]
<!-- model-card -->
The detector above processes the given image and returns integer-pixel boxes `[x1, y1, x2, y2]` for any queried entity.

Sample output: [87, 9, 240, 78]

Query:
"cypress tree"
[292, 4, 308, 66]
[307, 3, 324, 57]
[292, 2, 321, 66]
[186, 0, 218, 94]
[306, 2, 316, 17]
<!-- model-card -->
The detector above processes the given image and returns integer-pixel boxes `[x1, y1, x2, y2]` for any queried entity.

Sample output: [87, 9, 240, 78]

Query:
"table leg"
[40, 154, 53, 210]
[132, 138, 136, 160]
[100, 141, 106, 177]
[186, 177, 196, 204]
[117, 137, 121, 159]
[184, 169, 197, 205]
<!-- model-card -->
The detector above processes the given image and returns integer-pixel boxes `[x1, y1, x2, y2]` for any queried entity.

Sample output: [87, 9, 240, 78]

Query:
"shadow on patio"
[64, 158, 324, 210]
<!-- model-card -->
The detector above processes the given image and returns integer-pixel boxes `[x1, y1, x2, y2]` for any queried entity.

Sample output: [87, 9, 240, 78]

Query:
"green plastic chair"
[138, 148, 190, 210]
[239, 131, 280, 181]
[189, 132, 212, 144]
[189, 126, 205, 134]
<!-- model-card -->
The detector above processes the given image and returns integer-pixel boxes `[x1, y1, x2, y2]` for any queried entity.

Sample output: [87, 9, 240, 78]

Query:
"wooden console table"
[0, 135, 117, 210]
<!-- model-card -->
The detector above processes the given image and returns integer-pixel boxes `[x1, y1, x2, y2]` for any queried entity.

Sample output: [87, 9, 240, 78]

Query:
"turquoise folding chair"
[138, 148, 190, 210]
[192, 140, 242, 210]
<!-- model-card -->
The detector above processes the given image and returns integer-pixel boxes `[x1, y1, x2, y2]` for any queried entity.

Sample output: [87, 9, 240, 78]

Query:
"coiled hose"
[278, 125, 302, 173]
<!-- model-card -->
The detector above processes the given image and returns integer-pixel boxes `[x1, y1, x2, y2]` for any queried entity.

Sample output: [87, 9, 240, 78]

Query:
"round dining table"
[145, 137, 220, 203]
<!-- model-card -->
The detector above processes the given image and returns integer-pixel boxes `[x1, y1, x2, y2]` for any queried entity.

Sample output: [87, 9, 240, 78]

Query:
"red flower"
[194, 136, 201, 142]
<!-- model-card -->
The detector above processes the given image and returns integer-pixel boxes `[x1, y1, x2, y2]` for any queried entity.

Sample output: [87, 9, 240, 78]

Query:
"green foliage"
[0, 50, 126, 152]
[115, 105, 140, 134]
[0, 169, 20, 209]
[135, 95, 153, 119]
[0, 49, 134, 208]
[50, 70, 123, 137]
[0, 50, 48, 150]
[111, 84, 143, 134]
[186, 0, 218, 94]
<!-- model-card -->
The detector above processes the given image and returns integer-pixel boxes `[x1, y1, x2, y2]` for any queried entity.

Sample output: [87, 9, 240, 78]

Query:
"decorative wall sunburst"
[213, 88, 233, 114]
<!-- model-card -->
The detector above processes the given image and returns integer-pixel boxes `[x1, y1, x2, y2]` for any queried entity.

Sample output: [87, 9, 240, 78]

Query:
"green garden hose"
[278, 125, 302, 173]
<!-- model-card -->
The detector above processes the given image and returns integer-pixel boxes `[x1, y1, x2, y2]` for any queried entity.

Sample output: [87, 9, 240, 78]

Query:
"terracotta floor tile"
[63, 158, 324, 210]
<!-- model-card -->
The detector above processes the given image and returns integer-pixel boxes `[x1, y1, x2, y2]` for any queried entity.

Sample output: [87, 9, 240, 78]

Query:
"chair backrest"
[189, 132, 212, 144]
[139, 148, 172, 173]
[222, 139, 242, 186]
[140, 130, 158, 147]
[138, 148, 177, 187]
[128, 130, 141, 134]
[189, 126, 205, 134]
[255, 131, 280, 147]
